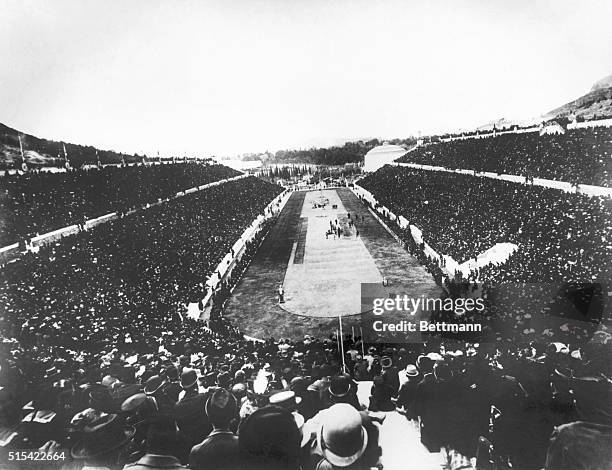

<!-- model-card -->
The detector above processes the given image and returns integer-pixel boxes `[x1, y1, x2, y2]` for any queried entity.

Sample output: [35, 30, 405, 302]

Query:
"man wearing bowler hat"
[189, 388, 240, 470]
[144, 375, 174, 415]
[174, 369, 212, 458]
[71, 414, 136, 469]
[162, 366, 182, 403]
[124, 415, 187, 470]
[380, 356, 400, 401]
[239, 406, 301, 470]
[328, 374, 360, 410]
[310, 403, 380, 470]
[396, 364, 420, 420]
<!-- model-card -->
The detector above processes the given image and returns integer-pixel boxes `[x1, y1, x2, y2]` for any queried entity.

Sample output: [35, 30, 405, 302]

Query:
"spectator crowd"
[398, 126, 612, 187]
[359, 166, 611, 282]
[1, 328, 610, 469]
[0, 156, 610, 469]
[359, 166, 611, 346]
[0, 163, 240, 245]
[0, 176, 282, 353]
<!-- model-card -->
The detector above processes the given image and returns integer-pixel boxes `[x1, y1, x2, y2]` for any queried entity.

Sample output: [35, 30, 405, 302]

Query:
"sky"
[1, 0, 611, 157]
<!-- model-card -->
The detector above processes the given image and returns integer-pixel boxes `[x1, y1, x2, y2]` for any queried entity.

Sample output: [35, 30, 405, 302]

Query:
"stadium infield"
[223, 187, 441, 339]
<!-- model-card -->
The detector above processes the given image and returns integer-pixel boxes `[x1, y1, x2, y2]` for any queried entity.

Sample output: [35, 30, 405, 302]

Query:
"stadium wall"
[352, 183, 517, 281]
[351, 184, 459, 280]
[197, 187, 292, 321]
[394, 162, 612, 198]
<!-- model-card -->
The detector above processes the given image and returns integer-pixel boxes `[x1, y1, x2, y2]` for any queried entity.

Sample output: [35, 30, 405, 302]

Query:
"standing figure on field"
[278, 284, 285, 303]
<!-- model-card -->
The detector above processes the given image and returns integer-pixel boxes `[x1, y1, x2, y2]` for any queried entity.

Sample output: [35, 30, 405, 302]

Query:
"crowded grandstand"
[0, 108, 610, 469]
[397, 126, 612, 187]
[1, 2, 611, 469]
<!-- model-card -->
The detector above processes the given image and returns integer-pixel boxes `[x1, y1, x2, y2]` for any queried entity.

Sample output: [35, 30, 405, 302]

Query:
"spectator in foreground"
[190, 388, 240, 470]
[545, 421, 612, 470]
[396, 364, 420, 420]
[124, 414, 186, 470]
[174, 369, 211, 455]
[239, 406, 301, 470]
[309, 403, 380, 470]
[71, 414, 136, 470]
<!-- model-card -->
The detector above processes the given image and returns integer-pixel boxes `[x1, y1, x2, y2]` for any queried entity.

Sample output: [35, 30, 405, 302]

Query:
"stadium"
[1, 2, 611, 470]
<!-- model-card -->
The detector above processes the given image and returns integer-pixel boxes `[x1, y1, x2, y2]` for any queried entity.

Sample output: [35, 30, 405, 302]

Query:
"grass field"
[223, 187, 441, 339]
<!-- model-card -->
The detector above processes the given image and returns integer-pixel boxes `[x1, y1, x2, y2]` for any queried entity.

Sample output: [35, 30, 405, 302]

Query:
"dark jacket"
[189, 431, 241, 470]
[397, 378, 420, 419]
[174, 392, 211, 446]
[123, 454, 186, 470]
[163, 382, 182, 404]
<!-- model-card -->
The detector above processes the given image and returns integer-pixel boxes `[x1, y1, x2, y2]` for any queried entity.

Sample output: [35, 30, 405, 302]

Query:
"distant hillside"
[591, 74, 612, 92]
[272, 137, 416, 165]
[544, 75, 612, 121]
[0, 123, 143, 170]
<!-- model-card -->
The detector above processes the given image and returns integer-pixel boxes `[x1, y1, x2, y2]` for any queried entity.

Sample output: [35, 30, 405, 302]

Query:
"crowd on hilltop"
[0, 163, 240, 245]
[359, 166, 611, 282]
[398, 126, 612, 187]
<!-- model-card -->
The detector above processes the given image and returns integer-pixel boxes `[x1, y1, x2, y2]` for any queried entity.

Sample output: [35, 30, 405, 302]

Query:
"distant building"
[539, 121, 565, 136]
[363, 144, 408, 172]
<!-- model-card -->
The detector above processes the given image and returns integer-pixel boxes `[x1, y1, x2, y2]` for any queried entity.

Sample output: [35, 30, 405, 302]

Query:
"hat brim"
[416, 355, 429, 366]
[317, 424, 368, 467]
[180, 379, 198, 389]
[329, 387, 350, 398]
[71, 426, 135, 459]
[144, 384, 163, 395]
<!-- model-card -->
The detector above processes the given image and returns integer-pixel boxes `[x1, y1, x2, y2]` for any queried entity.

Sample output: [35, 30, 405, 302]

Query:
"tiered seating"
[0, 163, 240, 245]
[398, 126, 612, 187]
[359, 166, 611, 282]
[0, 176, 282, 350]
[0, 170, 609, 470]
[359, 166, 610, 347]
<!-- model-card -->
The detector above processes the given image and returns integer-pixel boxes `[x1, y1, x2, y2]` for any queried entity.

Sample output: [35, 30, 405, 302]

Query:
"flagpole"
[338, 316, 346, 373]
[63, 143, 70, 169]
[18, 135, 27, 171]
[359, 327, 365, 356]
[18, 135, 24, 160]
